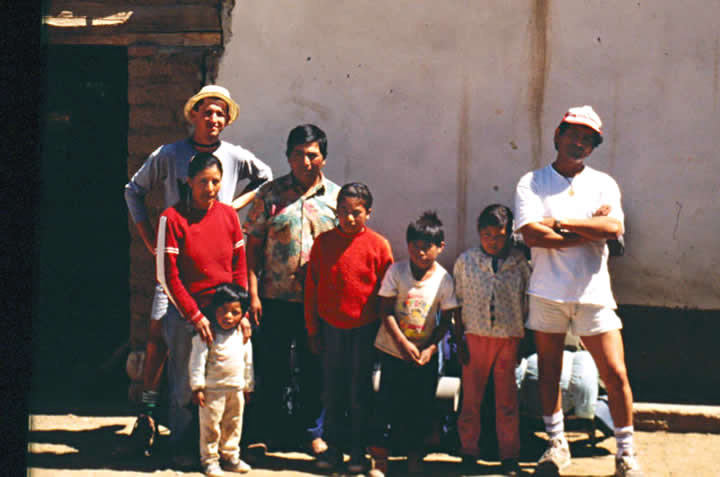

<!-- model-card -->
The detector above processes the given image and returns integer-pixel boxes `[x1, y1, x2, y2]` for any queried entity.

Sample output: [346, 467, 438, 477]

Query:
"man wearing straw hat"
[125, 85, 271, 465]
[514, 106, 642, 477]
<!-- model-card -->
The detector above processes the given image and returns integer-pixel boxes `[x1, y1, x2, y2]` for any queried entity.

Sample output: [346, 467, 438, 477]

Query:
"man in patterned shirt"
[245, 124, 340, 455]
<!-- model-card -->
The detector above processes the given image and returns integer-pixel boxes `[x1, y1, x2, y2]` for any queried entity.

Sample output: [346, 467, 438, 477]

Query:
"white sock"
[614, 425, 634, 457]
[543, 410, 565, 441]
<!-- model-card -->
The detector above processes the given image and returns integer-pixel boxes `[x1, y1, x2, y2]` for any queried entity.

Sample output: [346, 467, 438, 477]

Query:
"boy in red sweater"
[305, 182, 394, 473]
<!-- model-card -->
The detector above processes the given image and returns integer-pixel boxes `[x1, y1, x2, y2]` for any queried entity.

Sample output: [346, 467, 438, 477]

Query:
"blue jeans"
[517, 350, 598, 419]
[162, 305, 195, 448]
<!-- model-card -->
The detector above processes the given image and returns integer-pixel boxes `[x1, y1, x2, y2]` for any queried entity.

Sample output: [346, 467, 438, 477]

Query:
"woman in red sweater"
[156, 152, 250, 464]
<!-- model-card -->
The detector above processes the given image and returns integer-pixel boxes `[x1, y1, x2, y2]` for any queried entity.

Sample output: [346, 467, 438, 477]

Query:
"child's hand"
[417, 345, 436, 366]
[239, 316, 252, 343]
[457, 339, 470, 365]
[402, 341, 421, 362]
[192, 390, 206, 407]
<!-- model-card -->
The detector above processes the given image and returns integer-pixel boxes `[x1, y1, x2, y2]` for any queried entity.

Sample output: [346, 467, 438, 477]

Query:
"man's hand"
[593, 204, 611, 217]
[192, 389, 206, 407]
[239, 316, 252, 343]
[244, 391, 252, 404]
[308, 333, 323, 356]
[194, 316, 214, 345]
[249, 295, 263, 326]
[457, 338, 470, 365]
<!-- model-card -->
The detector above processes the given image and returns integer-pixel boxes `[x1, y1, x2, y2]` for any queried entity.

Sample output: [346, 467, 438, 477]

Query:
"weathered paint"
[218, 0, 720, 309]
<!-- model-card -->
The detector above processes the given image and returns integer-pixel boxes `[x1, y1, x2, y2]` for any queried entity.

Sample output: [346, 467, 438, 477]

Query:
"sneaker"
[615, 451, 643, 477]
[502, 458, 522, 476]
[347, 448, 369, 474]
[222, 457, 251, 473]
[535, 437, 571, 475]
[316, 447, 342, 470]
[204, 462, 224, 477]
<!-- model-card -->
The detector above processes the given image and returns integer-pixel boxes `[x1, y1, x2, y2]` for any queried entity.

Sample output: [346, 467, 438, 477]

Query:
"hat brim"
[184, 92, 239, 125]
[561, 117, 602, 135]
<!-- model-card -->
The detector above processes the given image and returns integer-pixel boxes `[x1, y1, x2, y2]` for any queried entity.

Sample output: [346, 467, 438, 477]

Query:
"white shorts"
[526, 295, 622, 336]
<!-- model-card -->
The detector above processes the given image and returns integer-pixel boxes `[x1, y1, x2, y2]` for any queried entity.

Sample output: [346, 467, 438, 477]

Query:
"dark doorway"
[33, 45, 129, 409]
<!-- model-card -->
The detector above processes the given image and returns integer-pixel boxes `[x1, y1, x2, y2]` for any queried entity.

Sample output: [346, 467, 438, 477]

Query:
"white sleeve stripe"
[156, 216, 181, 313]
[234, 239, 245, 249]
[164, 247, 179, 254]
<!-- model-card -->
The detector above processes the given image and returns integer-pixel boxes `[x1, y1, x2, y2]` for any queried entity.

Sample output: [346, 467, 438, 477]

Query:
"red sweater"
[304, 227, 393, 336]
[157, 201, 248, 323]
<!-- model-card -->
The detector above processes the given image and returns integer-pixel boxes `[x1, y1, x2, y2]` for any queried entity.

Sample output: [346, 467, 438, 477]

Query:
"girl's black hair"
[188, 152, 223, 178]
[338, 182, 373, 209]
[179, 152, 223, 204]
[406, 210, 444, 246]
[477, 204, 514, 237]
[210, 283, 249, 314]
[286, 124, 328, 158]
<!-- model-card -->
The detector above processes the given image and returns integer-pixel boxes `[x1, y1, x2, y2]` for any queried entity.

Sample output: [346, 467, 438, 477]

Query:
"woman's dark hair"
[338, 182, 373, 210]
[554, 122, 603, 150]
[477, 204, 514, 237]
[407, 210, 444, 246]
[210, 283, 249, 314]
[179, 152, 223, 204]
[286, 124, 328, 158]
[188, 152, 223, 178]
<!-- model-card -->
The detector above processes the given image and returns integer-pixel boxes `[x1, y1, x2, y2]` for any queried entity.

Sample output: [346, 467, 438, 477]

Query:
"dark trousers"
[374, 352, 438, 453]
[251, 299, 324, 446]
[321, 321, 379, 452]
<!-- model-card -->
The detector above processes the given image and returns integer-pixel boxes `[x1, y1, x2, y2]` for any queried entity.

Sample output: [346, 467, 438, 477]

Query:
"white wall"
[218, 1, 720, 309]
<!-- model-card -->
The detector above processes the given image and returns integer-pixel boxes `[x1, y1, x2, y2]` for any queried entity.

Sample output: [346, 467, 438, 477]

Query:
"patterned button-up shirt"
[245, 172, 340, 302]
[453, 245, 531, 338]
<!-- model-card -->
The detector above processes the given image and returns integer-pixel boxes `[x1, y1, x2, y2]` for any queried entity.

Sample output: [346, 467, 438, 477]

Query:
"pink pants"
[458, 335, 520, 459]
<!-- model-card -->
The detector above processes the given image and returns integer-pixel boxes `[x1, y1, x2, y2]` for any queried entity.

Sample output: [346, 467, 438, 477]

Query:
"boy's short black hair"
[338, 182, 373, 209]
[555, 121, 603, 150]
[210, 283, 249, 315]
[286, 124, 328, 158]
[477, 204, 514, 236]
[406, 210, 444, 246]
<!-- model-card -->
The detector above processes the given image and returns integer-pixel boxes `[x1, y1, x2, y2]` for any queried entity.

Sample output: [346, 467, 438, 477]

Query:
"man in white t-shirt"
[514, 106, 642, 477]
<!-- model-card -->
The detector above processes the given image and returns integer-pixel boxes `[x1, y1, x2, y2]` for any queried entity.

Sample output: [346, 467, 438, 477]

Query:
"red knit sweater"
[304, 227, 393, 336]
[157, 201, 248, 323]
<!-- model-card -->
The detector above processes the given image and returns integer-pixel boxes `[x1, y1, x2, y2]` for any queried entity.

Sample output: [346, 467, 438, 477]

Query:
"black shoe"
[316, 447, 342, 470]
[347, 447, 368, 474]
[130, 414, 157, 457]
[501, 458, 522, 476]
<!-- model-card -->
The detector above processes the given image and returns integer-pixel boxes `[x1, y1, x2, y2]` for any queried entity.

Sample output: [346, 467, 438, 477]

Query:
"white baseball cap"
[561, 105, 602, 135]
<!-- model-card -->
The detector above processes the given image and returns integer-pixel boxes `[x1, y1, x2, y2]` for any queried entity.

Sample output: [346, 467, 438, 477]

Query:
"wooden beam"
[45, 31, 221, 46]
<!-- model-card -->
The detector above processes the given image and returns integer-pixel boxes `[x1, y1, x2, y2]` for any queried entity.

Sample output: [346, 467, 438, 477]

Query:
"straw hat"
[183, 85, 239, 125]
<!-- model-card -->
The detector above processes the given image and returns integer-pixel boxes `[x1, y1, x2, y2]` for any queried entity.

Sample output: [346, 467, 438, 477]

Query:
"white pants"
[199, 388, 245, 466]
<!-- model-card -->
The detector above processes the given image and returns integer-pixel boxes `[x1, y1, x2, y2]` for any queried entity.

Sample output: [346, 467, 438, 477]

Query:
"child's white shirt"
[375, 260, 458, 360]
[189, 326, 254, 391]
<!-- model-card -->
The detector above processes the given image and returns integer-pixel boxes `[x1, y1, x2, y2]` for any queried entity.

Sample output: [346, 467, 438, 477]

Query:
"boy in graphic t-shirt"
[370, 211, 459, 477]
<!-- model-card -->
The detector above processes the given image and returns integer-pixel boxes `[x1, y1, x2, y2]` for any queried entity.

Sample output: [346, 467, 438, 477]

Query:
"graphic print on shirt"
[399, 291, 432, 339]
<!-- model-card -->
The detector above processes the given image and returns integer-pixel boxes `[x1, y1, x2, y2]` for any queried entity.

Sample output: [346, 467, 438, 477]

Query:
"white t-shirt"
[374, 261, 459, 360]
[514, 164, 624, 308]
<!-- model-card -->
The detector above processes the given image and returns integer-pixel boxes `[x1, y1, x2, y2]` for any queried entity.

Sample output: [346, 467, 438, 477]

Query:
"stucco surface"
[217, 1, 720, 309]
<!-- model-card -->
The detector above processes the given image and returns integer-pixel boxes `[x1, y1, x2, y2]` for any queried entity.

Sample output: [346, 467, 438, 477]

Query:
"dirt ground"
[27, 413, 720, 477]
